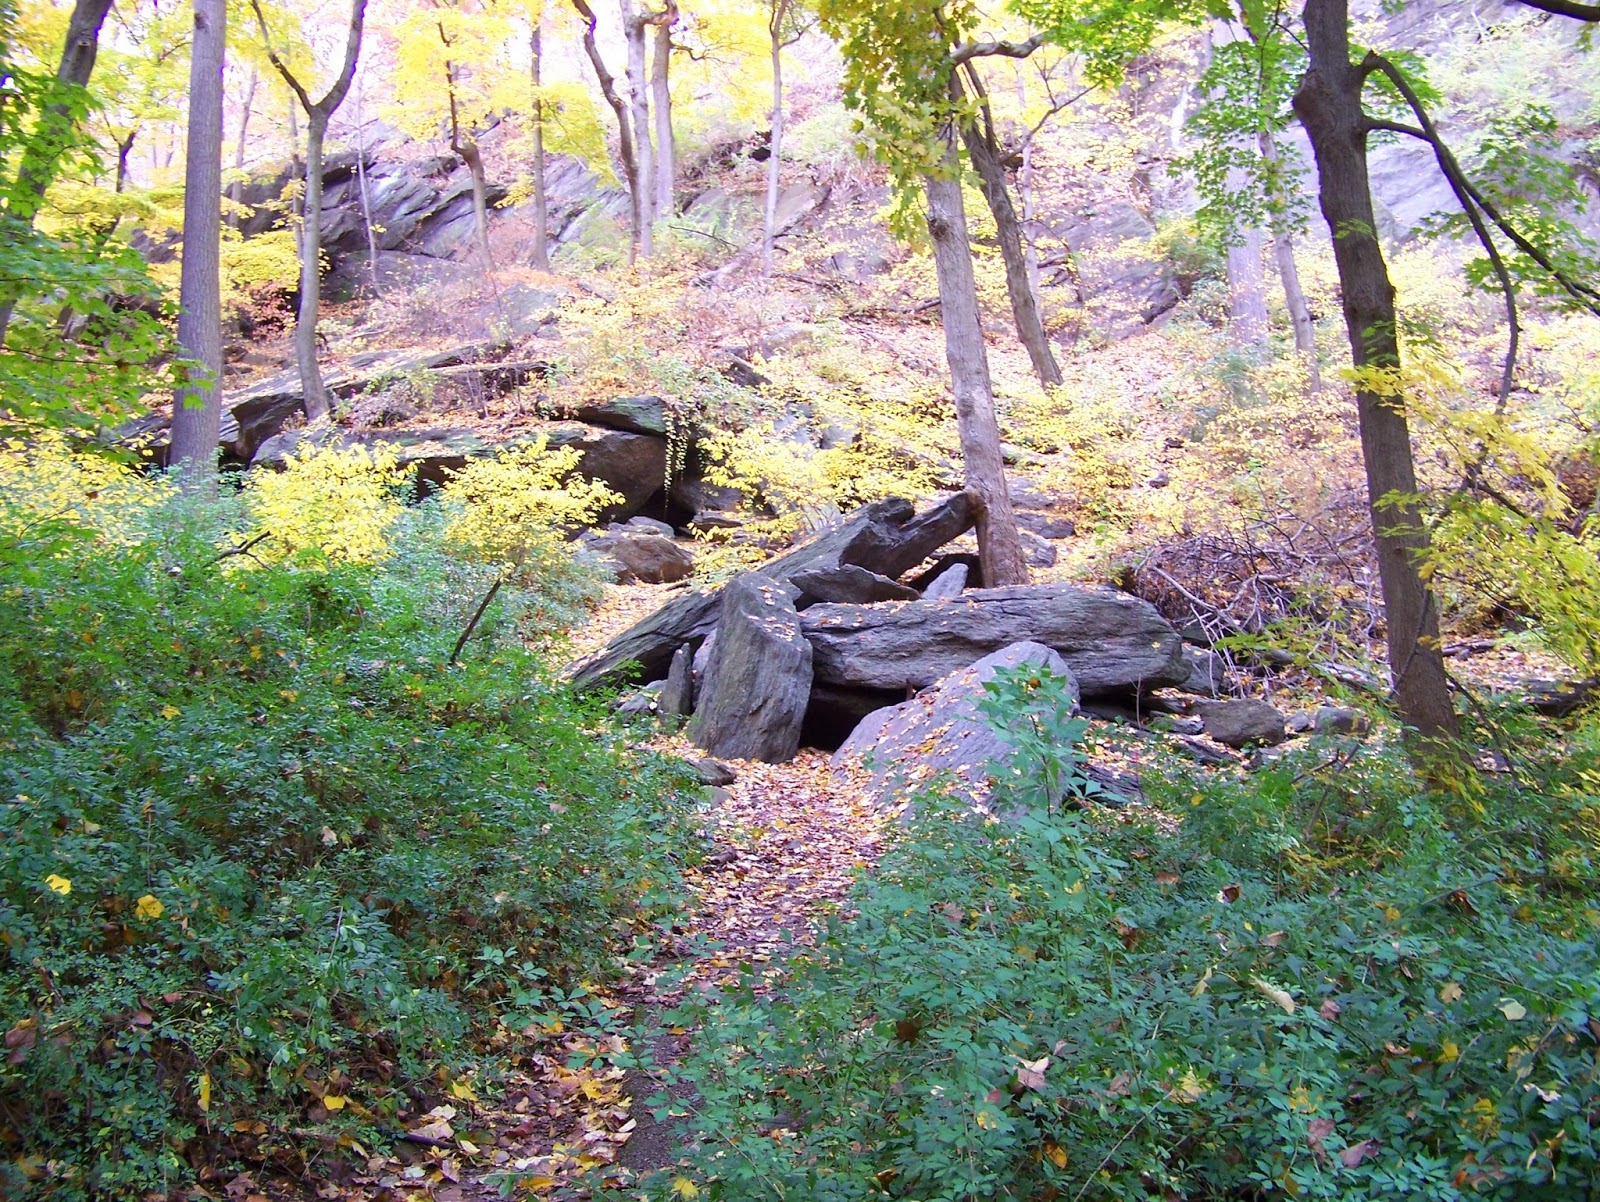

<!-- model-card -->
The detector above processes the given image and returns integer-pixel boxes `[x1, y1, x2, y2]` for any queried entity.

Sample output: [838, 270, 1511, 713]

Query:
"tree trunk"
[530, 22, 550, 271]
[287, 100, 302, 223]
[169, 0, 227, 489]
[1259, 129, 1319, 389]
[354, 66, 381, 293]
[1016, 73, 1042, 303]
[1293, 0, 1459, 745]
[1225, 223, 1269, 348]
[956, 73, 1062, 388]
[922, 144, 1030, 588]
[460, 139, 493, 268]
[296, 112, 333, 421]
[762, 6, 784, 276]
[0, 0, 116, 344]
[572, 0, 643, 261]
[622, 0, 655, 255]
[229, 68, 258, 229]
[651, 3, 676, 217]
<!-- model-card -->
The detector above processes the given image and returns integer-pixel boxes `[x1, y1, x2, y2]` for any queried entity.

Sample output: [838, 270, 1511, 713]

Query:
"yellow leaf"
[974, 1108, 998, 1130]
[671, 1176, 700, 1199]
[1192, 965, 1214, 997]
[323, 1094, 347, 1111]
[135, 894, 164, 921]
[449, 1079, 476, 1100]
[160, 704, 180, 720]
[1383, 905, 1401, 923]
[522, 1177, 558, 1193]
[198, 1072, 212, 1112]
[1438, 1040, 1460, 1065]
[580, 1079, 604, 1100]
[1249, 976, 1296, 1014]
[44, 874, 71, 896]
[1498, 999, 1528, 1021]
[1045, 1141, 1069, 1168]
[1439, 982, 1463, 1004]
[1175, 1069, 1205, 1103]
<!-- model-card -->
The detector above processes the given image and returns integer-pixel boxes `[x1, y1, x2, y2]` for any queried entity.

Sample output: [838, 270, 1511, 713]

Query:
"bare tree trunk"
[1259, 129, 1319, 388]
[650, 3, 676, 217]
[1226, 223, 1269, 348]
[1294, 0, 1459, 747]
[229, 68, 257, 229]
[956, 70, 1062, 388]
[922, 141, 1029, 588]
[114, 131, 135, 193]
[762, 3, 785, 276]
[252, 0, 367, 423]
[461, 140, 493, 268]
[286, 100, 302, 223]
[0, 0, 115, 343]
[529, 22, 550, 271]
[572, 0, 644, 261]
[354, 66, 381, 293]
[621, 0, 655, 255]
[169, 0, 227, 489]
[1015, 72, 1042, 303]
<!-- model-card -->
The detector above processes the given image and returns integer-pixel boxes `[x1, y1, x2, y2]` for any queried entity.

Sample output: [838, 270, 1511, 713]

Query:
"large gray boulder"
[803, 582, 1186, 697]
[590, 532, 694, 584]
[687, 574, 813, 763]
[791, 565, 920, 605]
[1193, 699, 1287, 748]
[566, 494, 975, 691]
[833, 641, 1086, 808]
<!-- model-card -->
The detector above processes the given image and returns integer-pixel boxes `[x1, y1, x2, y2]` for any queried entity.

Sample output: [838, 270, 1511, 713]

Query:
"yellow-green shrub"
[0, 434, 171, 545]
[438, 437, 619, 581]
[243, 443, 409, 565]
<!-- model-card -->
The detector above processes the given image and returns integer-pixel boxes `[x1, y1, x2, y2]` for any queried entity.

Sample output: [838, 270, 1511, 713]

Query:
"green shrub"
[653, 672, 1600, 1201]
[0, 480, 693, 1198]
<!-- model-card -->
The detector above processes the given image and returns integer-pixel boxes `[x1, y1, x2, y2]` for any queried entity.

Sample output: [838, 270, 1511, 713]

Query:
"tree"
[250, 0, 367, 423]
[1291, 0, 1459, 745]
[169, 0, 227, 489]
[571, 0, 648, 259]
[760, 0, 811, 275]
[0, 0, 115, 343]
[527, 4, 550, 269]
[650, 0, 676, 215]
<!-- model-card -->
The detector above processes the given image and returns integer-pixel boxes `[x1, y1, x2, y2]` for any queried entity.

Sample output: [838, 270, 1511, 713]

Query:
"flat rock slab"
[833, 641, 1087, 809]
[687, 574, 813, 763]
[803, 582, 1187, 697]
[1193, 699, 1287, 748]
[791, 565, 920, 605]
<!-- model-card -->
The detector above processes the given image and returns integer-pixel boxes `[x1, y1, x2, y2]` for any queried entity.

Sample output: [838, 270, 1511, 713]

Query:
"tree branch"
[951, 33, 1045, 65]
[1516, 0, 1600, 19]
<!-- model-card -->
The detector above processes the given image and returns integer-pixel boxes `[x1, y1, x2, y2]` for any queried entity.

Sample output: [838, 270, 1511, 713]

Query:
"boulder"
[595, 534, 694, 584]
[685, 756, 736, 787]
[687, 574, 814, 763]
[1176, 646, 1228, 697]
[542, 422, 668, 520]
[659, 644, 695, 716]
[623, 515, 676, 537]
[801, 682, 907, 751]
[833, 641, 1096, 808]
[922, 562, 968, 599]
[1193, 699, 1287, 748]
[571, 395, 669, 437]
[791, 565, 920, 606]
[1313, 705, 1369, 736]
[1019, 529, 1058, 568]
[803, 582, 1187, 698]
[670, 477, 744, 515]
[1015, 511, 1078, 539]
[905, 553, 983, 593]
[567, 495, 976, 691]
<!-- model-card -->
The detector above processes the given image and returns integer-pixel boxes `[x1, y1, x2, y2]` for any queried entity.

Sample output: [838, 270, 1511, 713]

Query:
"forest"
[3, 0, 1600, 1197]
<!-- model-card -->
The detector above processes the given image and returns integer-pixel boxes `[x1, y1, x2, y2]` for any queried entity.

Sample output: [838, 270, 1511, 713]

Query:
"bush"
[654, 671, 1600, 1201]
[0, 449, 693, 1199]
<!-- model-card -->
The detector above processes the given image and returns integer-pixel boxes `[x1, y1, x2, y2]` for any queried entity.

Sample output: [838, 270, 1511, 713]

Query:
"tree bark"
[0, 0, 116, 343]
[955, 70, 1062, 388]
[438, 38, 493, 270]
[1225, 222, 1269, 348]
[1258, 130, 1318, 386]
[762, 0, 786, 276]
[650, 2, 676, 217]
[621, 0, 656, 255]
[922, 140, 1030, 588]
[354, 66, 381, 293]
[169, 0, 227, 489]
[572, 0, 645, 261]
[529, 22, 550, 271]
[1293, 0, 1459, 745]
[229, 68, 258, 229]
[252, 0, 367, 423]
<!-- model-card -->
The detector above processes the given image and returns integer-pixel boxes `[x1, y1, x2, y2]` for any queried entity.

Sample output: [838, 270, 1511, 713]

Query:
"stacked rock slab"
[686, 574, 812, 763]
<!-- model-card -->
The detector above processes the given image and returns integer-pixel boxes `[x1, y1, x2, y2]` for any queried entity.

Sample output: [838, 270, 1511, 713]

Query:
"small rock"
[616, 681, 663, 717]
[689, 511, 745, 532]
[595, 534, 695, 584]
[1193, 699, 1287, 748]
[1177, 646, 1228, 697]
[687, 757, 737, 786]
[1147, 470, 1171, 489]
[1019, 529, 1058, 568]
[922, 562, 968, 599]
[625, 516, 676, 537]
[659, 644, 694, 716]
[1014, 511, 1077, 539]
[1287, 712, 1315, 734]
[1313, 705, 1369, 735]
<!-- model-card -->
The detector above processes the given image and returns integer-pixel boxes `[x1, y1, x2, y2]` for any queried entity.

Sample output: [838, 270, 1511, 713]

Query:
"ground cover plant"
[0, 442, 695, 1198]
[654, 668, 1600, 1201]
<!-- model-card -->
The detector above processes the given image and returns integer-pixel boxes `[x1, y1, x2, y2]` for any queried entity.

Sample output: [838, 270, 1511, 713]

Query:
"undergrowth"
[0, 444, 693, 1198]
[643, 670, 1600, 1201]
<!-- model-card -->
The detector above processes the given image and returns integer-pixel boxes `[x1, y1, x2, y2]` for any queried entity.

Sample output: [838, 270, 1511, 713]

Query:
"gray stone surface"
[659, 644, 694, 717]
[1194, 699, 1287, 748]
[1313, 705, 1369, 736]
[791, 565, 920, 606]
[571, 395, 669, 437]
[922, 562, 968, 600]
[833, 641, 1090, 808]
[593, 533, 694, 584]
[1020, 529, 1059, 568]
[1176, 646, 1228, 697]
[1015, 511, 1077, 539]
[803, 582, 1187, 697]
[687, 574, 814, 763]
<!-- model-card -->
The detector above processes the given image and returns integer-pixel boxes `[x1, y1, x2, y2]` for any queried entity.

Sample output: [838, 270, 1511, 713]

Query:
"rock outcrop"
[687, 574, 813, 763]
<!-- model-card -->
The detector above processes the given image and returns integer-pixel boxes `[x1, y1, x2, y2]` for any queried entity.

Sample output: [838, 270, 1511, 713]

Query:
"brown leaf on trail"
[1113, 919, 1141, 950]
[1319, 998, 1343, 1021]
[1155, 870, 1180, 888]
[894, 1017, 923, 1044]
[1014, 1055, 1050, 1092]
[1261, 930, 1287, 948]
[1218, 883, 1241, 904]
[1106, 1072, 1132, 1097]
[1307, 1117, 1336, 1160]
[1340, 1139, 1381, 1168]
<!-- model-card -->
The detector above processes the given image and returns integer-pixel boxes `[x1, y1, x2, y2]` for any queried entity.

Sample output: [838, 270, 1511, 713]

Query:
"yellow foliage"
[438, 438, 619, 580]
[0, 434, 172, 544]
[243, 442, 409, 566]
